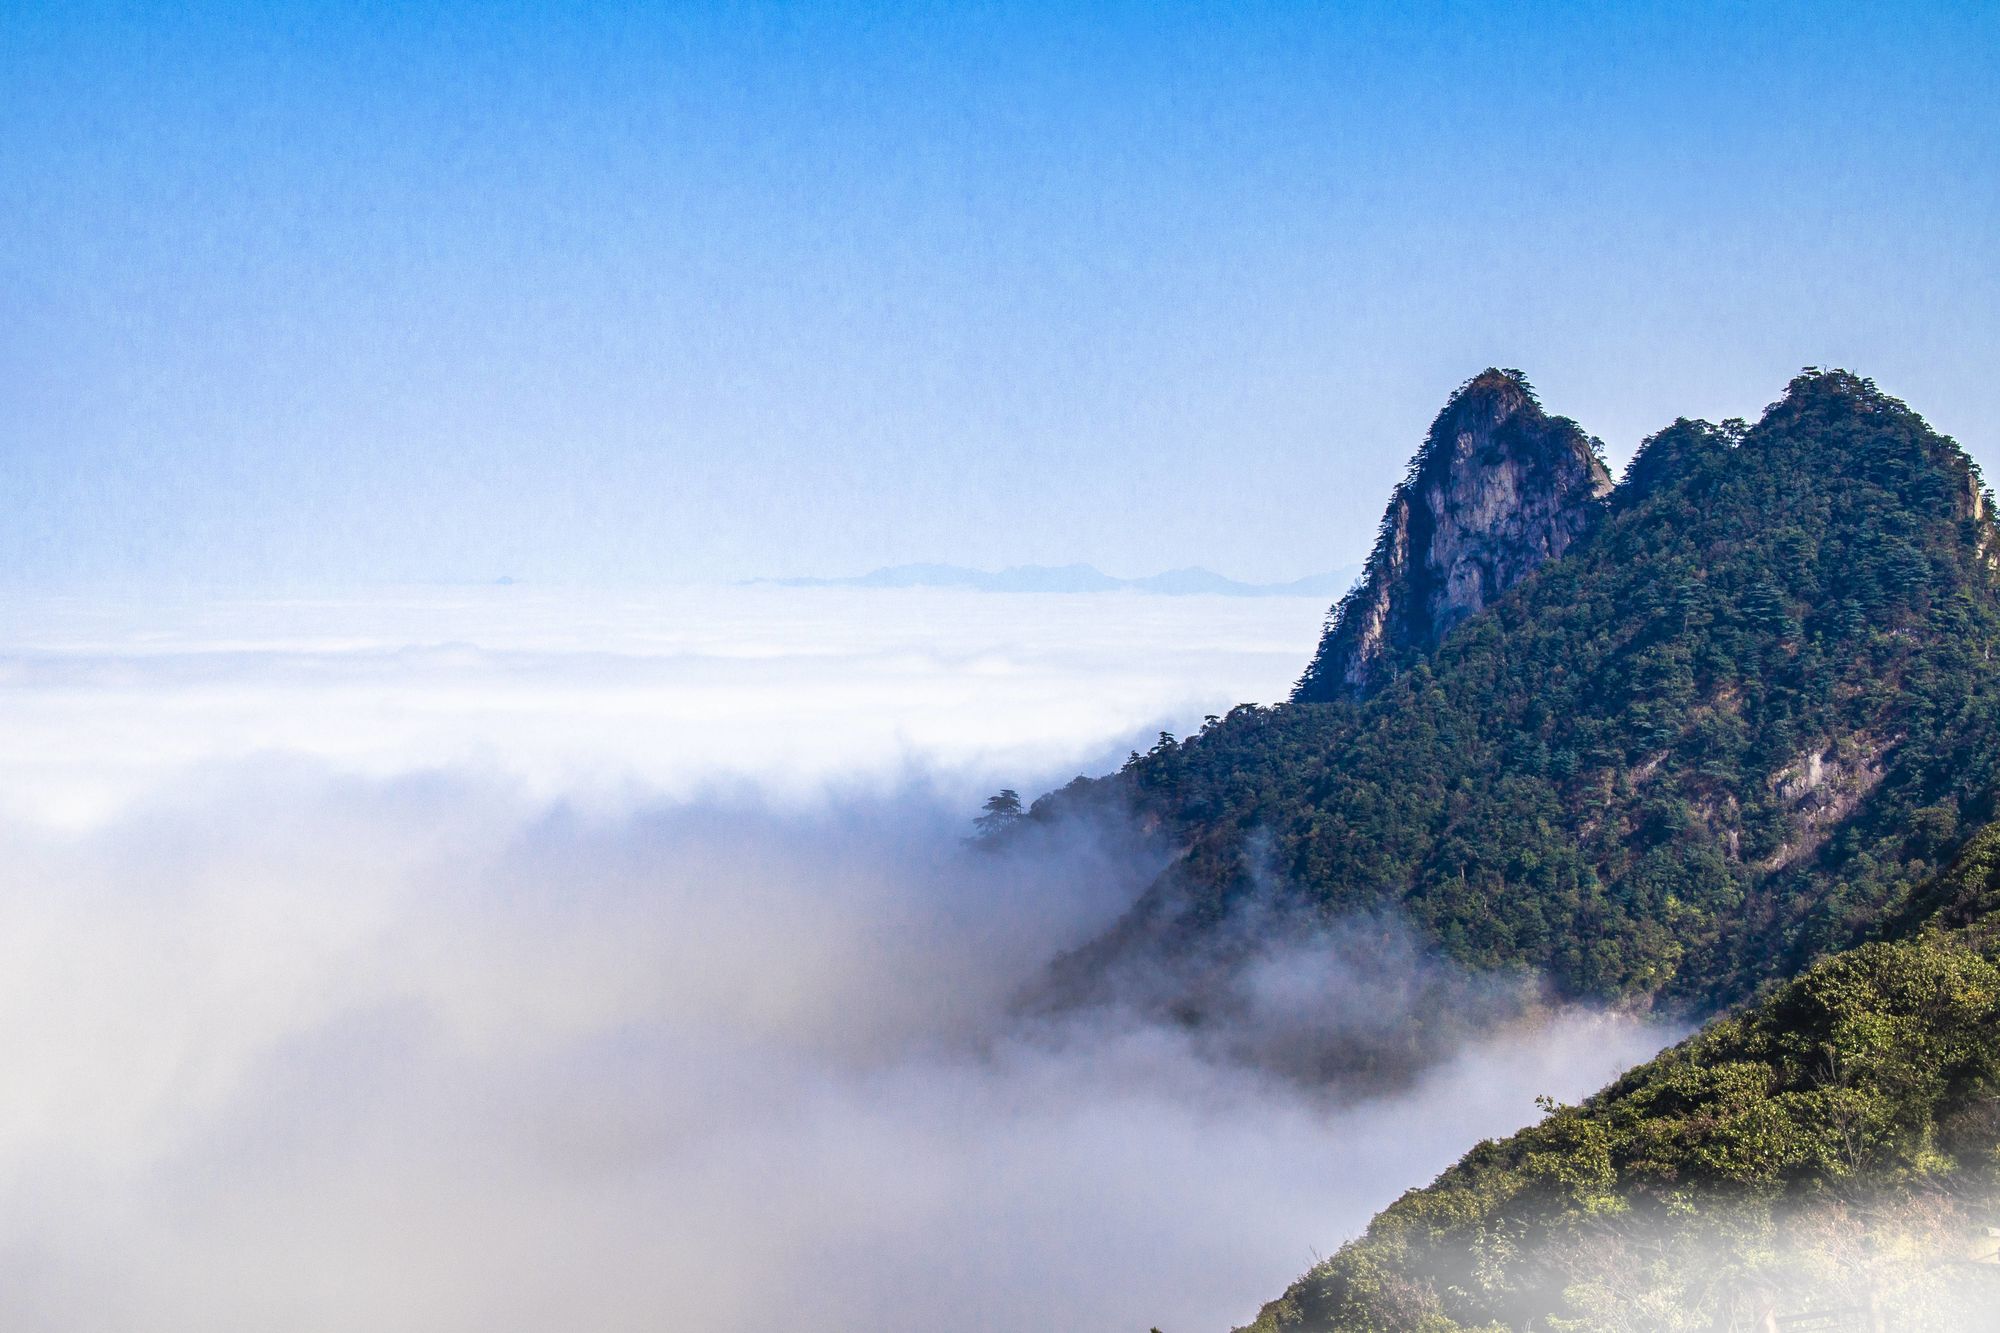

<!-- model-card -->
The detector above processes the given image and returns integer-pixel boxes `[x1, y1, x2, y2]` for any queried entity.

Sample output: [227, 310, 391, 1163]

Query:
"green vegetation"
[1066, 369, 2000, 1009]
[974, 787, 1024, 838]
[1011, 368, 2000, 1327]
[1239, 822, 2000, 1331]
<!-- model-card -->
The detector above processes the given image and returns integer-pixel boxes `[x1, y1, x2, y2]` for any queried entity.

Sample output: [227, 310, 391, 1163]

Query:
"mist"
[0, 588, 1674, 1330]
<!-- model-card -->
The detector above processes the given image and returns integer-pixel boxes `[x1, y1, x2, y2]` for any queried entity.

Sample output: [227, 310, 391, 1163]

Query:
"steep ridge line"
[1033, 367, 2000, 1023]
[1296, 369, 1614, 703]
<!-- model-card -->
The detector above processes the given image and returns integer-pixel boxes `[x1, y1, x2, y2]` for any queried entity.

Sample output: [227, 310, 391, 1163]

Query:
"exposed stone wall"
[1296, 370, 1613, 701]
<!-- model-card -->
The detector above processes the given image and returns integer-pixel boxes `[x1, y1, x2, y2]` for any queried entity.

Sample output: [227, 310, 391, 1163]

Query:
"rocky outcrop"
[1295, 369, 1612, 701]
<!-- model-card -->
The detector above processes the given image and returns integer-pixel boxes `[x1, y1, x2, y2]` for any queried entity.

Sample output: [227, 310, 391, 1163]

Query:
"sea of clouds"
[0, 586, 1671, 1331]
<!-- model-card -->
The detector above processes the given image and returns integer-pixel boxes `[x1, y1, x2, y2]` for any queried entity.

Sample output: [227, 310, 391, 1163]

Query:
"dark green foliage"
[1029, 370, 2000, 1329]
[1087, 370, 2000, 1008]
[973, 787, 1024, 839]
[1238, 822, 2000, 1331]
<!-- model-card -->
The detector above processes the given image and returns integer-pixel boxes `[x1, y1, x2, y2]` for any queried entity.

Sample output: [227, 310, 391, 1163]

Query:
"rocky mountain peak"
[1438, 366, 1537, 428]
[1295, 369, 1612, 701]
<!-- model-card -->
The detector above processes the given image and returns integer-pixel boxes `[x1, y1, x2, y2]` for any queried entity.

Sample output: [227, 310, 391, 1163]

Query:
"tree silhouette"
[974, 789, 1023, 838]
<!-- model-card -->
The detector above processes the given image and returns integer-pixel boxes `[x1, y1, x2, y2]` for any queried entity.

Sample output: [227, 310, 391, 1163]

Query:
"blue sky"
[5, 1, 1997, 587]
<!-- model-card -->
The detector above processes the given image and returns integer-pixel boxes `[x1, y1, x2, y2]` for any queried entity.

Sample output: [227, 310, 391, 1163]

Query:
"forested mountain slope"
[1240, 821, 2000, 1331]
[1046, 368, 2000, 1011]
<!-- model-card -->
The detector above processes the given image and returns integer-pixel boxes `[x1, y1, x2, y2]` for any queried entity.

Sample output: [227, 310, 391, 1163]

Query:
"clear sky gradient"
[5, 1, 1997, 588]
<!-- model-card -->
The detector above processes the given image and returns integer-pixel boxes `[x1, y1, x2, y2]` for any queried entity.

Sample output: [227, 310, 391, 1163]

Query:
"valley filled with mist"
[14, 6, 1997, 1326]
[0, 586, 1670, 1331]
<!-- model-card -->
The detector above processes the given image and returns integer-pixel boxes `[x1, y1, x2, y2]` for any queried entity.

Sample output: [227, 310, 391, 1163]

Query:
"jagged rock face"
[1296, 370, 1612, 701]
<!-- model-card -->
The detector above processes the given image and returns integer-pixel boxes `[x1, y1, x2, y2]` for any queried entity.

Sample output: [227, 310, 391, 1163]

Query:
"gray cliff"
[1295, 369, 1613, 702]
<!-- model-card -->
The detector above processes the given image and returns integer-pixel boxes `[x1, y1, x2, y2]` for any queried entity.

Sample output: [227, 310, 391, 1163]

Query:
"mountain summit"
[1037, 367, 1999, 1013]
[1296, 370, 1612, 701]
[1022, 368, 2000, 1326]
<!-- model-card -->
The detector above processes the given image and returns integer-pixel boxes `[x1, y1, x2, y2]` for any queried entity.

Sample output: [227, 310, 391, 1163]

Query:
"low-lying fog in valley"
[0, 586, 1673, 1331]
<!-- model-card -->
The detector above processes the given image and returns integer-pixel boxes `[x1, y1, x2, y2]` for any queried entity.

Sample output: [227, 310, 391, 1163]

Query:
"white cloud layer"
[0, 585, 1325, 826]
[0, 588, 1671, 1330]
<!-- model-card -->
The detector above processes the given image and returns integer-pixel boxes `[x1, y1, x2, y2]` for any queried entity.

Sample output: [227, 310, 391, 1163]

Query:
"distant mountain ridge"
[756, 562, 1364, 597]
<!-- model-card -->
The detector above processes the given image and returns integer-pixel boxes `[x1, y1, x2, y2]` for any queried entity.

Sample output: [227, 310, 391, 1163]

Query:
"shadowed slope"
[1239, 820, 2000, 1331]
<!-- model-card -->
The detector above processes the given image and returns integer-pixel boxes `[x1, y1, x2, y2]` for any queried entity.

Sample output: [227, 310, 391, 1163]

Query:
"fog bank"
[0, 589, 1673, 1329]
[0, 772, 1668, 1331]
[0, 585, 1326, 827]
